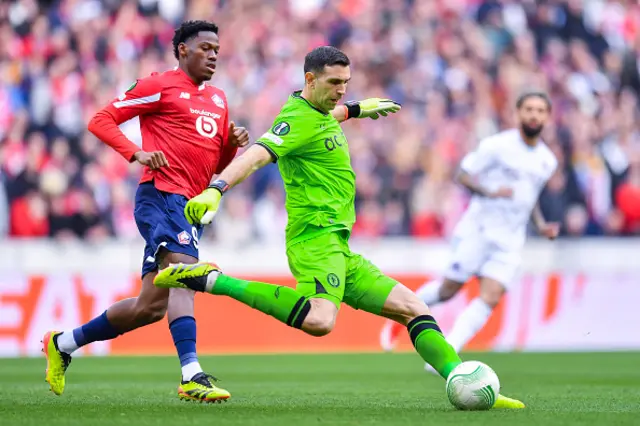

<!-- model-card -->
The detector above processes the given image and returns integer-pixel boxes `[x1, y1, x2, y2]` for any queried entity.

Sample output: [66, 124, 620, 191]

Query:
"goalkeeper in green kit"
[154, 46, 523, 409]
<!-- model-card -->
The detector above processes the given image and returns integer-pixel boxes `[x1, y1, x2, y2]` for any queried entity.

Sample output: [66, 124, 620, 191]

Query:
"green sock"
[211, 274, 311, 328]
[408, 315, 461, 379]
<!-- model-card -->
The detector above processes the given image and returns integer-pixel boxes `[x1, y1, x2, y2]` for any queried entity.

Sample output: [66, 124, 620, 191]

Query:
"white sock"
[56, 331, 80, 354]
[416, 279, 444, 306]
[182, 361, 203, 382]
[446, 298, 493, 353]
[204, 271, 221, 293]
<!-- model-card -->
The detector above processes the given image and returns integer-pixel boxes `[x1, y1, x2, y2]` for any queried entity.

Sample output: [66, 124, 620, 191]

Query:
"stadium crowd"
[1, 0, 640, 244]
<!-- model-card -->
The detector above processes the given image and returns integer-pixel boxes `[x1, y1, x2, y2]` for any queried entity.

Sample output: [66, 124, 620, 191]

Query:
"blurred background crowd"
[2, 0, 640, 245]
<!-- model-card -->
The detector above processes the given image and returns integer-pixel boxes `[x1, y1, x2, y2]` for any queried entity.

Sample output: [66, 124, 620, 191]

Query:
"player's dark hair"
[172, 20, 219, 60]
[516, 91, 552, 111]
[304, 46, 350, 74]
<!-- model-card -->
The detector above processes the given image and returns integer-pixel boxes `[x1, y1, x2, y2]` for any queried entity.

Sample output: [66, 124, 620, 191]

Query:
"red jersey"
[88, 68, 238, 199]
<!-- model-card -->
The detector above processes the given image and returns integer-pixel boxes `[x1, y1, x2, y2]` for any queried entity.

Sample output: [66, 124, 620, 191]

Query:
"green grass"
[1, 352, 639, 425]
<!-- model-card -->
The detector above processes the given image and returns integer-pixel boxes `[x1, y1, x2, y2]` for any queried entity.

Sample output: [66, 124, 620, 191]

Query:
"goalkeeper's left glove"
[184, 180, 228, 225]
[344, 98, 401, 120]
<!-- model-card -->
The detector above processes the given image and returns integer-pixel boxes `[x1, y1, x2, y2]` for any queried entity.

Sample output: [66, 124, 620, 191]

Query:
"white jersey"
[454, 129, 557, 251]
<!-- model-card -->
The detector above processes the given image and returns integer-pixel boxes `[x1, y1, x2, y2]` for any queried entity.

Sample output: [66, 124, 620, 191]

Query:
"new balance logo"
[179, 92, 191, 99]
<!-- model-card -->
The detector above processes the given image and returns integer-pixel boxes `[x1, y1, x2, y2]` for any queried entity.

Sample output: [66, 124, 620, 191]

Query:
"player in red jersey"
[41, 20, 249, 402]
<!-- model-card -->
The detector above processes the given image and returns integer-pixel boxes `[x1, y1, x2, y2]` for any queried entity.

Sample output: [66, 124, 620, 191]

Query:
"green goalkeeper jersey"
[256, 91, 356, 246]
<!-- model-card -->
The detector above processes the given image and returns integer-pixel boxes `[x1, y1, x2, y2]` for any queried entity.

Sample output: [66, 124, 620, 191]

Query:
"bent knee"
[302, 314, 335, 337]
[479, 279, 506, 307]
[134, 301, 167, 324]
[396, 300, 431, 326]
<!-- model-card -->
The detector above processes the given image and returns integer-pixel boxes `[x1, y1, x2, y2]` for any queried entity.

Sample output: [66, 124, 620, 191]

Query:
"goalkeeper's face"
[308, 65, 351, 112]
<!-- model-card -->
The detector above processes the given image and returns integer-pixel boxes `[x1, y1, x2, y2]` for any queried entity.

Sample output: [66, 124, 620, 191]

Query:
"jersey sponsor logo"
[272, 122, 290, 136]
[324, 135, 344, 151]
[177, 231, 191, 245]
[327, 273, 340, 288]
[261, 132, 283, 145]
[179, 92, 191, 99]
[212, 94, 225, 108]
[195, 116, 218, 138]
[190, 107, 221, 119]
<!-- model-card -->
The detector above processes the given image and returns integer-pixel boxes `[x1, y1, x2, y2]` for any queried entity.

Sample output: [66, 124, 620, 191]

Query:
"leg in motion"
[154, 266, 340, 337]
[380, 277, 464, 352]
[379, 284, 462, 379]
[377, 281, 524, 409]
[160, 250, 230, 403]
[154, 232, 348, 336]
[43, 268, 169, 395]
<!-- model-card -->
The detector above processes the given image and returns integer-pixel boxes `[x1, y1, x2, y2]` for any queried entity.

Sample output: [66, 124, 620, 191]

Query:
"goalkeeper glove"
[344, 98, 401, 120]
[184, 180, 228, 225]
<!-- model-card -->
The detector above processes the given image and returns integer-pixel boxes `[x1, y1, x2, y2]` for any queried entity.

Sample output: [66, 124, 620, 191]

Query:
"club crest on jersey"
[212, 94, 225, 109]
[177, 230, 191, 245]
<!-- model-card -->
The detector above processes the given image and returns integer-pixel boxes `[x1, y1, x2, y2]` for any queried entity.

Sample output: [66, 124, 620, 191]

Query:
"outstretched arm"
[331, 98, 402, 123]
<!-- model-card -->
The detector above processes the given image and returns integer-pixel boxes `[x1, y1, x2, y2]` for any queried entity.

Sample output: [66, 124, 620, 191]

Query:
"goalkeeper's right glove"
[184, 180, 228, 225]
[344, 98, 402, 120]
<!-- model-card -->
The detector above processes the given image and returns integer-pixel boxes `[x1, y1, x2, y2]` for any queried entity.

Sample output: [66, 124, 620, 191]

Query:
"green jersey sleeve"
[256, 111, 318, 161]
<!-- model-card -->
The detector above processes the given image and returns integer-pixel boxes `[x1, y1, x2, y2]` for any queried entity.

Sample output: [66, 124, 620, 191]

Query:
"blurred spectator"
[2, 0, 640, 242]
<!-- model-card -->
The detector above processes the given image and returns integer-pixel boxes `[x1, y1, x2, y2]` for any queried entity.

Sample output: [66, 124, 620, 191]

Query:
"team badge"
[212, 94, 225, 109]
[177, 231, 191, 245]
[327, 273, 340, 288]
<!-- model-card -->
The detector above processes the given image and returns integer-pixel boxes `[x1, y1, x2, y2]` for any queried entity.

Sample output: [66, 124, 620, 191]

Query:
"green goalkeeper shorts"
[286, 230, 398, 313]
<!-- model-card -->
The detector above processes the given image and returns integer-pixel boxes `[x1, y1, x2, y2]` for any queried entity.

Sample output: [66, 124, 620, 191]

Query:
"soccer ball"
[445, 361, 500, 410]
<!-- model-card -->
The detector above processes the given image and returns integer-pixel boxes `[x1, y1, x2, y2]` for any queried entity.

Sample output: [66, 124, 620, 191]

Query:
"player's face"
[517, 96, 550, 138]
[182, 31, 220, 82]
[313, 65, 351, 112]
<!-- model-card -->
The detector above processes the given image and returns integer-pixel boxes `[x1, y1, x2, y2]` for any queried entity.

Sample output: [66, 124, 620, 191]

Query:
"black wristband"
[344, 101, 361, 119]
[208, 179, 229, 195]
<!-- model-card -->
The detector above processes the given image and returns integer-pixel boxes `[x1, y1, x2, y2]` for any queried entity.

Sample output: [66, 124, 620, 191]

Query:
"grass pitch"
[1, 352, 639, 425]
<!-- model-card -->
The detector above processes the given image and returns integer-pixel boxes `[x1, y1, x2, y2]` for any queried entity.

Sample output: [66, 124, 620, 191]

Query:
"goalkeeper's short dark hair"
[304, 46, 350, 74]
[172, 20, 219, 60]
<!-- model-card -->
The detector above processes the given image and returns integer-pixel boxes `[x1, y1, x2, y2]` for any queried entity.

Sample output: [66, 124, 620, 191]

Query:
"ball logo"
[196, 115, 218, 138]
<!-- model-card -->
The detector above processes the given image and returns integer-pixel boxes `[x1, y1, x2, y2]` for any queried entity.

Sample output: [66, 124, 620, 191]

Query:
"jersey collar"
[174, 67, 206, 90]
[292, 91, 328, 116]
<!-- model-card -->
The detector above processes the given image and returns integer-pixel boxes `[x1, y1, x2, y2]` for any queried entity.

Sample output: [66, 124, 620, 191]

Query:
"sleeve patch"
[271, 122, 290, 136]
[261, 132, 284, 145]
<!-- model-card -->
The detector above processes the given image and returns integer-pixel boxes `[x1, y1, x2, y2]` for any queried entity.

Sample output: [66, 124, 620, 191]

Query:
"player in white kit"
[380, 92, 560, 363]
